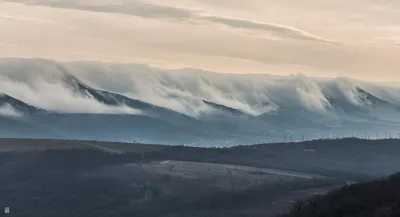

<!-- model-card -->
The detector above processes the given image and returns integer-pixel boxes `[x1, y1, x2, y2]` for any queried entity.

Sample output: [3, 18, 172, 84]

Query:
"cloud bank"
[0, 59, 142, 115]
[1, 58, 400, 119]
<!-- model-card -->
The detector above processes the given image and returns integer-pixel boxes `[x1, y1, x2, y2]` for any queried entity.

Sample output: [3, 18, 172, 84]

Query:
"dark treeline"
[280, 172, 400, 217]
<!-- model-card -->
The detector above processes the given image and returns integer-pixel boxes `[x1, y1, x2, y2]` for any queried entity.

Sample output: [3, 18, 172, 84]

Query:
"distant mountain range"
[0, 58, 399, 146]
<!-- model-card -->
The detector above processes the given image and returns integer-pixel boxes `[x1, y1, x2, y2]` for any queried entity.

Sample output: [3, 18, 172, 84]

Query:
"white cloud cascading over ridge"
[0, 103, 23, 118]
[0, 59, 142, 115]
[1, 58, 400, 119]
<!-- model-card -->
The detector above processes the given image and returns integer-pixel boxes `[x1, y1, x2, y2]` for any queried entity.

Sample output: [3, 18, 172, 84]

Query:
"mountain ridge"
[1, 58, 400, 146]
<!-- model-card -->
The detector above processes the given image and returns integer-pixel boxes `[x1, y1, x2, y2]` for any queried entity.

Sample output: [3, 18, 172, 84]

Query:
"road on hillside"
[69, 141, 123, 154]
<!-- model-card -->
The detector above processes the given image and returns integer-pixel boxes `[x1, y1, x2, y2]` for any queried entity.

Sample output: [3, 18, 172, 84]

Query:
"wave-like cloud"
[63, 61, 278, 116]
[0, 103, 23, 117]
[1, 58, 399, 119]
[0, 59, 142, 115]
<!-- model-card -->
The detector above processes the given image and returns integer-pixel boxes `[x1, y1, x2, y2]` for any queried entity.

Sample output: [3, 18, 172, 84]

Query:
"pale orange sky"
[1, 0, 400, 82]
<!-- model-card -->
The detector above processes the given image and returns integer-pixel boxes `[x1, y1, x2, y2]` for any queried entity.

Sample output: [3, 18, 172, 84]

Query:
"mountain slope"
[280, 172, 400, 217]
[258, 108, 330, 130]
[0, 94, 45, 115]
[62, 75, 203, 128]
[202, 100, 250, 117]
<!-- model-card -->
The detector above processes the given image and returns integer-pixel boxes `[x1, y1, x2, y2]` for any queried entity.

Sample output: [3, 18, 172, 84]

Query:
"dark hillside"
[0, 149, 338, 217]
[1, 138, 400, 217]
[280, 172, 400, 217]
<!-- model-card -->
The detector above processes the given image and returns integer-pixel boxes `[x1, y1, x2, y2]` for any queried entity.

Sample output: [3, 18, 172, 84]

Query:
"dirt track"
[120, 160, 325, 190]
[0, 138, 161, 153]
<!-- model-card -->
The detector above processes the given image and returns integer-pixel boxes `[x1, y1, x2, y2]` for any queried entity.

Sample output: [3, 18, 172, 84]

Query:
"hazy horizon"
[1, 0, 400, 82]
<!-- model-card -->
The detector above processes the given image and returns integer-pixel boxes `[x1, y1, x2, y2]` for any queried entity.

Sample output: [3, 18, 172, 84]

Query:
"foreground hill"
[280, 172, 400, 217]
[0, 148, 334, 217]
[1, 138, 400, 216]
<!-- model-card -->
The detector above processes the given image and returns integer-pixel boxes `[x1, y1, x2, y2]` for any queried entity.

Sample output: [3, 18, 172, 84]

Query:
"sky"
[1, 0, 400, 82]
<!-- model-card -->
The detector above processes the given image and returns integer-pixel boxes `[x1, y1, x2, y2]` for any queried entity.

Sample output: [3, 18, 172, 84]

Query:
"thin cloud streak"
[4, 0, 331, 42]
[200, 16, 333, 43]
[0, 12, 55, 24]
[4, 0, 197, 20]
